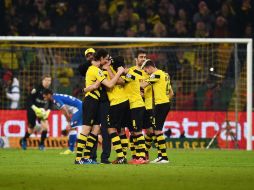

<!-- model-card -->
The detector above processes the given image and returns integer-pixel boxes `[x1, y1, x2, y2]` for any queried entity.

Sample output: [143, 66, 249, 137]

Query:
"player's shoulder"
[130, 66, 143, 76]
[150, 70, 163, 79]
[89, 65, 104, 76]
[30, 84, 43, 94]
[155, 69, 165, 76]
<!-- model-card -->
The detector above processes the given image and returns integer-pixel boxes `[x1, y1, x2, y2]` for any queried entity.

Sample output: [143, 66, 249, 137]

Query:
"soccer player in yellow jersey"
[122, 50, 149, 164]
[131, 49, 156, 160]
[75, 49, 125, 164]
[141, 59, 174, 164]
[101, 58, 129, 164]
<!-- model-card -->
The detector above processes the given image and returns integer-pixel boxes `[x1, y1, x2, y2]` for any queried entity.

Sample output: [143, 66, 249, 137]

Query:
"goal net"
[0, 37, 252, 150]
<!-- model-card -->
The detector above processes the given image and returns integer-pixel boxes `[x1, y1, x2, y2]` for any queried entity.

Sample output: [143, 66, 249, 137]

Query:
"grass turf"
[0, 149, 254, 190]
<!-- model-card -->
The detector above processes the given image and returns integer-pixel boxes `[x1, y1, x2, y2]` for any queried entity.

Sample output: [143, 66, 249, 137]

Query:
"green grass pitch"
[0, 149, 254, 190]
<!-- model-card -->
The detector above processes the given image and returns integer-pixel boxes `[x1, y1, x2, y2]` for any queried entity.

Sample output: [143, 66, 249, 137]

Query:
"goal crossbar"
[0, 36, 252, 150]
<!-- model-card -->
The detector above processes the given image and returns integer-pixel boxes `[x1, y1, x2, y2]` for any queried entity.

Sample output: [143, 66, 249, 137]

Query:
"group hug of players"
[75, 48, 174, 164]
[20, 47, 174, 165]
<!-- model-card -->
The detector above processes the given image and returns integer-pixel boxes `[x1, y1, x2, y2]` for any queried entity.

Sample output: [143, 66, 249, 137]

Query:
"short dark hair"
[111, 56, 125, 71]
[135, 48, 146, 58]
[94, 49, 109, 61]
[42, 88, 53, 95]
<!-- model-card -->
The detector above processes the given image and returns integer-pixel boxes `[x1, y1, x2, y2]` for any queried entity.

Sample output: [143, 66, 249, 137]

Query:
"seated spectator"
[173, 20, 188, 37]
[152, 21, 168, 37]
[243, 23, 253, 39]
[195, 21, 209, 37]
[2, 70, 20, 109]
[193, 1, 215, 33]
[137, 20, 151, 37]
[53, 52, 74, 94]
[213, 16, 229, 38]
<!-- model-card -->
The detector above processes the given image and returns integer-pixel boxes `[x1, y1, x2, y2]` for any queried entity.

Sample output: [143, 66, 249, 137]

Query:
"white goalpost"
[0, 36, 252, 150]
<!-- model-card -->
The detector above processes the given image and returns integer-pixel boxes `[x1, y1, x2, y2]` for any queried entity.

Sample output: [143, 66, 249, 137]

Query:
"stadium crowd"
[0, 0, 253, 111]
[0, 0, 253, 39]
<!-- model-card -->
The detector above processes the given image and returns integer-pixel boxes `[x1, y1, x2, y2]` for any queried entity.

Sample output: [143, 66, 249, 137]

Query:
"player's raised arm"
[101, 66, 125, 88]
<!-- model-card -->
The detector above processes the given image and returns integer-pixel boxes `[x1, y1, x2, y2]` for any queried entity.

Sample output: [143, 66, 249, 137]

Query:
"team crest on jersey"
[31, 88, 36, 94]
[98, 70, 103, 77]
[150, 74, 155, 79]
[126, 73, 132, 78]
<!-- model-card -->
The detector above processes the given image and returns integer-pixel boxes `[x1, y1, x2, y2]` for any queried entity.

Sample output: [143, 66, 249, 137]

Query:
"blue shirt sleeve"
[53, 95, 65, 109]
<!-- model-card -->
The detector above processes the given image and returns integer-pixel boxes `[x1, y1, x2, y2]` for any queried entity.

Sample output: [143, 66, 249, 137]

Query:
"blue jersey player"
[43, 89, 82, 154]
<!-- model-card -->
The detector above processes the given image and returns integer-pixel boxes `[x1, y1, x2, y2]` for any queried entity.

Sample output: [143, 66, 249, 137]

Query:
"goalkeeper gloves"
[43, 109, 50, 120]
[31, 105, 50, 120]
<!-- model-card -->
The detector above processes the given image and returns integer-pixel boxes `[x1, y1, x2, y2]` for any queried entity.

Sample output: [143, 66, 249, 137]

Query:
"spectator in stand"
[37, 17, 53, 36]
[173, 20, 188, 37]
[157, 0, 176, 31]
[2, 70, 20, 109]
[152, 21, 168, 37]
[170, 49, 192, 80]
[53, 51, 74, 94]
[243, 23, 254, 39]
[137, 20, 151, 37]
[193, 1, 215, 34]
[126, 26, 137, 37]
[114, 12, 128, 36]
[1, 0, 253, 39]
[97, 1, 112, 36]
[215, 1, 235, 37]
[177, 8, 193, 34]
[213, 16, 229, 38]
[195, 21, 209, 37]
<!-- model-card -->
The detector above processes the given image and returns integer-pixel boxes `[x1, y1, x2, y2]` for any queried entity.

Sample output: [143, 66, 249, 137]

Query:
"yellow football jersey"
[85, 65, 106, 100]
[143, 71, 153, 110]
[129, 66, 153, 110]
[104, 66, 128, 106]
[124, 67, 145, 109]
[146, 69, 170, 105]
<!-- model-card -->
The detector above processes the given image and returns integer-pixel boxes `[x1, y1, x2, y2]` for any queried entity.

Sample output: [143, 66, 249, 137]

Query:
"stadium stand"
[0, 0, 253, 111]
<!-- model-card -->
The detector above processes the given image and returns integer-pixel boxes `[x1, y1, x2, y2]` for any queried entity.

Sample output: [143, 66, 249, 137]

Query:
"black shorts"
[109, 100, 130, 131]
[154, 103, 170, 131]
[99, 100, 110, 129]
[143, 109, 155, 129]
[128, 106, 145, 132]
[83, 95, 100, 126]
[27, 108, 37, 128]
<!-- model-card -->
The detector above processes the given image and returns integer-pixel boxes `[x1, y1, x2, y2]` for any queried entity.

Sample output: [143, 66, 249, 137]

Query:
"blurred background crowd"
[0, 0, 253, 39]
[0, 0, 253, 111]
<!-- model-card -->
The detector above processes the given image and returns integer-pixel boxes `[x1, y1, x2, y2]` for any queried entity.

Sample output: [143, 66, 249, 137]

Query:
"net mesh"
[0, 41, 247, 112]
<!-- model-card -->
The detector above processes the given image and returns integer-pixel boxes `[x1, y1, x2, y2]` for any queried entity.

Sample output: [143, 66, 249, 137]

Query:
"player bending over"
[43, 89, 84, 154]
